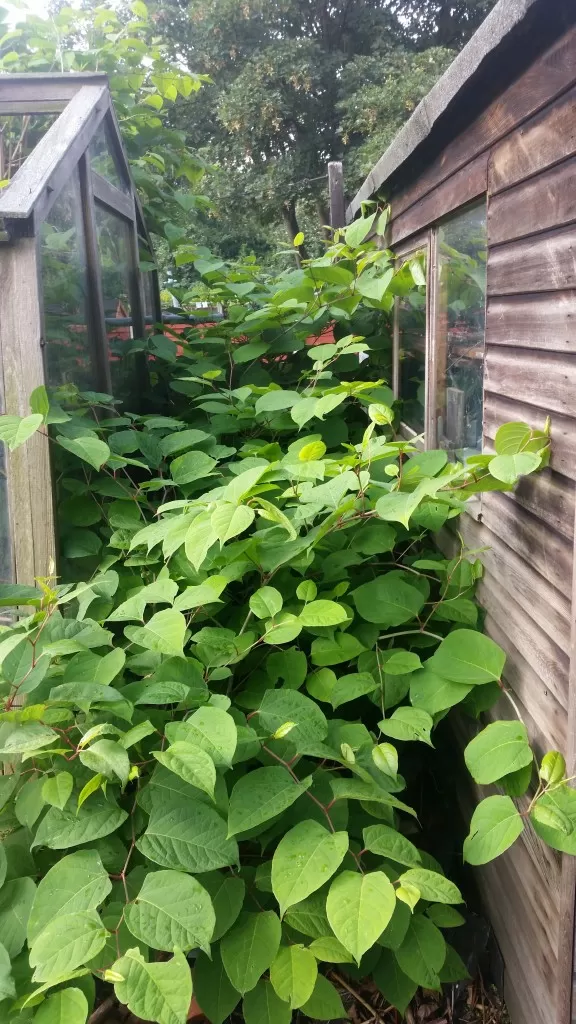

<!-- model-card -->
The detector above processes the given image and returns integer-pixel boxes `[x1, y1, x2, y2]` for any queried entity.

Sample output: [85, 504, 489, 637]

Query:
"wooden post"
[0, 237, 55, 584]
[328, 161, 345, 231]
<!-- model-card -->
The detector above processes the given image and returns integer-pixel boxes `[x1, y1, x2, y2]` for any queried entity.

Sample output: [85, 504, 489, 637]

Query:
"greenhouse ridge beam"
[0, 83, 108, 232]
[0, 72, 108, 114]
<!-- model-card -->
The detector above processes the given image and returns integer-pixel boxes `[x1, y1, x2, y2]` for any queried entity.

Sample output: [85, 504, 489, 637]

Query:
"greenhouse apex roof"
[347, 0, 572, 219]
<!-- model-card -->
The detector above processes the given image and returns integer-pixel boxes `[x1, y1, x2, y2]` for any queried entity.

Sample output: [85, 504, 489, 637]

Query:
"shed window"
[41, 171, 93, 393]
[434, 204, 487, 456]
[89, 120, 128, 193]
[394, 251, 427, 435]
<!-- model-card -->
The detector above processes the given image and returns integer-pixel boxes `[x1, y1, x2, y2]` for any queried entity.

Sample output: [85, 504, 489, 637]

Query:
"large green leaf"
[227, 767, 311, 837]
[463, 795, 524, 865]
[125, 869, 215, 953]
[33, 987, 88, 1024]
[283, 890, 331, 939]
[0, 877, 36, 956]
[378, 707, 433, 746]
[352, 575, 424, 626]
[398, 869, 463, 905]
[137, 801, 239, 872]
[299, 974, 346, 1020]
[272, 820, 348, 915]
[194, 948, 241, 1024]
[201, 872, 245, 940]
[489, 452, 541, 483]
[28, 850, 112, 943]
[326, 870, 396, 963]
[166, 707, 237, 766]
[331, 672, 376, 709]
[395, 914, 446, 989]
[30, 910, 108, 981]
[113, 948, 192, 1024]
[362, 824, 422, 868]
[171, 450, 217, 485]
[243, 979, 292, 1024]
[464, 721, 533, 784]
[220, 911, 281, 993]
[32, 796, 127, 850]
[249, 586, 283, 619]
[125, 609, 186, 657]
[0, 941, 15, 1002]
[410, 668, 472, 715]
[299, 600, 347, 627]
[258, 689, 328, 750]
[270, 944, 317, 1008]
[373, 953, 417, 1015]
[79, 739, 130, 786]
[0, 413, 43, 450]
[212, 503, 255, 544]
[310, 633, 366, 666]
[41, 771, 73, 811]
[427, 629, 505, 685]
[0, 721, 56, 755]
[154, 742, 216, 799]
[57, 435, 110, 470]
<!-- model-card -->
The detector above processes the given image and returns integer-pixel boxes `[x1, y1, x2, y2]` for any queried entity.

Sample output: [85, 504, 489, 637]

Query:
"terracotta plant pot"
[188, 994, 205, 1021]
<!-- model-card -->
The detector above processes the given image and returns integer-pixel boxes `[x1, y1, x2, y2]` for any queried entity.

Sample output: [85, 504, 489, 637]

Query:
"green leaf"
[272, 820, 348, 916]
[384, 651, 421, 675]
[311, 632, 365, 666]
[243, 979, 291, 1024]
[362, 824, 422, 867]
[30, 910, 108, 981]
[125, 869, 215, 953]
[14, 776, 45, 828]
[166, 707, 237, 766]
[379, 707, 433, 745]
[308, 935, 354, 963]
[299, 600, 347, 627]
[426, 905, 465, 928]
[28, 850, 111, 944]
[40, 770, 72, 811]
[227, 767, 311, 837]
[395, 914, 446, 989]
[0, 877, 36, 956]
[331, 672, 376, 709]
[399, 869, 463, 904]
[112, 948, 192, 1024]
[171, 450, 217, 485]
[299, 974, 346, 1020]
[410, 668, 472, 715]
[212, 503, 255, 544]
[137, 800, 239, 872]
[221, 911, 281, 993]
[0, 721, 56, 755]
[57, 435, 110, 470]
[326, 870, 396, 963]
[174, 576, 228, 611]
[270, 944, 317, 1008]
[372, 742, 399, 777]
[0, 583, 43, 607]
[33, 987, 88, 1024]
[373, 954, 417, 1015]
[494, 421, 533, 455]
[306, 667, 336, 703]
[194, 948, 241, 1024]
[0, 413, 43, 450]
[427, 629, 505, 685]
[540, 751, 566, 785]
[263, 612, 302, 644]
[356, 267, 394, 303]
[464, 721, 533, 785]
[201, 872, 245, 940]
[32, 795, 128, 850]
[353, 576, 424, 626]
[0, 844, 6, 891]
[530, 787, 576, 853]
[258, 689, 327, 750]
[345, 212, 376, 248]
[440, 943, 470, 982]
[249, 587, 283, 619]
[79, 739, 130, 786]
[154, 742, 216, 800]
[489, 451, 541, 483]
[125, 609, 186, 657]
[0, 940, 15, 1002]
[255, 390, 300, 414]
[463, 795, 524, 865]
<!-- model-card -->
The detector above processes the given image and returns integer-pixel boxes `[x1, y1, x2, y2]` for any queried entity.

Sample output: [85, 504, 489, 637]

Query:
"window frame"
[392, 231, 433, 449]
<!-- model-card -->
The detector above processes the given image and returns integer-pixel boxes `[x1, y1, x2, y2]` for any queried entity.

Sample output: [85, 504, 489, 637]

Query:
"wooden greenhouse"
[0, 73, 161, 592]
[346, 0, 576, 1021]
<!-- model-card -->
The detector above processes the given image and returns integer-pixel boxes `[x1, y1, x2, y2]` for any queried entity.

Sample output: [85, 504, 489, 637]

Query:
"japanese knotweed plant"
[0, 211, 570, 1024]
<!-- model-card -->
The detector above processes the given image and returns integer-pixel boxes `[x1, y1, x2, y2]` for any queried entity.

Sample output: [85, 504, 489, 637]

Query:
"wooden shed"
[347, 1, 576, 1021]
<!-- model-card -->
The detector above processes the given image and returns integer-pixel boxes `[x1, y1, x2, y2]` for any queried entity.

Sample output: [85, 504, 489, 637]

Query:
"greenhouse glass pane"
[0, 114, 57, 187]
[435, 204, 487, 457]
[89, 120, 128, 192]
[95, 204, 137, 405]
[396, 252, 427, 435]
[41, 170, 94, 392]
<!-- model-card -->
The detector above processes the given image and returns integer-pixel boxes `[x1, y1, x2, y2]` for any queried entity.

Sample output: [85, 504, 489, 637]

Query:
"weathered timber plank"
[480, 489, 573, 593]
[489, 158, 576, 245]
[479, 461, 574, 542]
[486, 290, 576, 352]
[484, 392, 576, 481]
[456, 514, 571, 653]
[0, 239, 56, 583]
[484, 346, 576, 417]
[477, 582, 569, 711]
[490, 87, 576, 195]
[390, 23, 576, 220]
[488, 225, 576, 297]
[390, 152, 487, 244]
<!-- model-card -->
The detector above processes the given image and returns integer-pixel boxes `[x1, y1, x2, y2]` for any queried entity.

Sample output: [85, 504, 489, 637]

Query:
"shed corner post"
[0, 234, 56, 585]
[328, 161, 346, 231]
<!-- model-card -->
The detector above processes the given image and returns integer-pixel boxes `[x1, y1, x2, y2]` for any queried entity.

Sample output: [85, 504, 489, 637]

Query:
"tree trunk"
[281, 198, 309, 262]
[316, 199, 331, 241]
